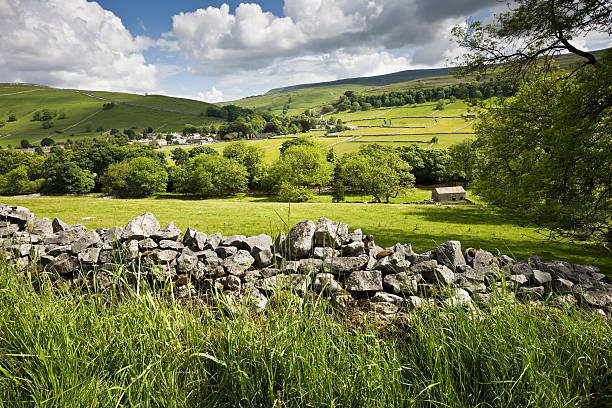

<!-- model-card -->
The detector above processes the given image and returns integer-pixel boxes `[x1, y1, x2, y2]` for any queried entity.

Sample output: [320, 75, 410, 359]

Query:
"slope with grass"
[0, 84, 217, 147]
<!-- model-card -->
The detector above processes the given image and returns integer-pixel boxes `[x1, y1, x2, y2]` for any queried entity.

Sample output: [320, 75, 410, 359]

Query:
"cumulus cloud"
[195, 86, 225, 103]
[169, 0, 497, 74]
[0, 0, 159, 93]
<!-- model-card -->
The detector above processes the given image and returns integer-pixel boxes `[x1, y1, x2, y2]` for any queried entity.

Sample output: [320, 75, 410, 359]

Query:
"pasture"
[2, 195, 610, 272]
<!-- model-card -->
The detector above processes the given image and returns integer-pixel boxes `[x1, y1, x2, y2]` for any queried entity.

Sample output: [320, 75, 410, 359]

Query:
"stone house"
[432, 186, 466, 202]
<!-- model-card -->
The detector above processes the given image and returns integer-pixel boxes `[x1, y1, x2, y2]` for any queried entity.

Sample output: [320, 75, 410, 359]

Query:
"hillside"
[0, 84, 217, 147]
[224, 49, 609, 115]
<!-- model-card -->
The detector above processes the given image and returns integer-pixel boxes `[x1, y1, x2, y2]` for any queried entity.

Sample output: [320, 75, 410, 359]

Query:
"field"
[2, 195, 610, 272]
[0, 84, 216, 147]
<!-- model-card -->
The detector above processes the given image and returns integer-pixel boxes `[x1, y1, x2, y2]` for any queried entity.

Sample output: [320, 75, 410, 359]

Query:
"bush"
[0, 166, 31, 195]
[182, 154, 248, 196]
[43, 162, 94, 194]
[101, 157, 168, 197]
[278, 182, 313, 202]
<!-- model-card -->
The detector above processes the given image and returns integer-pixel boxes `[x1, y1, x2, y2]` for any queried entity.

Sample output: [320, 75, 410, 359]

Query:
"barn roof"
[434, 186, 466, 194]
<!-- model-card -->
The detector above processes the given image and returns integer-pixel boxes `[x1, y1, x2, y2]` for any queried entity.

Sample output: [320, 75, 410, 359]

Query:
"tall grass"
[0, 262, 610, 407]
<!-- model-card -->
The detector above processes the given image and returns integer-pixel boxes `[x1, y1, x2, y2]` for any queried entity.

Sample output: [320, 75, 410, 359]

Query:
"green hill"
[224, 49, 609, 115]
[0, 84, 217, 147]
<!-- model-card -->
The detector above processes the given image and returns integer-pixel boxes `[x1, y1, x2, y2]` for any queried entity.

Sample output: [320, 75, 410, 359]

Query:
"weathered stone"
[435, 241, 466, 269]
[331, 291, 355, 308]
[408, 251, 435, 265]
[289, 220, 316, 258]
[204, 232, 222, 251]
[156, 249, 178, 263]
[158, 240, 183, 250]
[149, 264, 177, 282]
[346, 228, 363, 243]
[517, 286, 545, 300]
[472, 249, 499, 275]
[313, 247, 339, 259]
[223, 250, 254, 277]
[50, 253, 79, 275]
[220, 235, 248, 249]
[253, 248, 273, 268]
[71, 230, 100, 253]
[0, 223, 19, 237]
[342, 240, 364, 257]
[313, 273, 343, 293]
[499, 255, 516, 266]
[371, 292, 404, 305]
[370, 302, 399, 315]
[220, 275, 242, 291]
[406, 296, 434, 310]
[532, 270, 552, 286]
[182, 227, 197, 246]
[511, 262, 533, 279]
[123, 213, 160, 240]
[280, 260, 300, 274]
[297, 258, 323, 274]
[383, 272, 418, 295]
[78, 247, 100, 264]
[422, 265, 454, 285]
[215, 246, 237, 259]
[582, 291, 612, 309]
[151, 222, 182, 241]
[552, 278, 574, 293]
[454, 274, 487, 293]
[573, 264, 600, 275]
[176, 252, 199, 274]
[29, 218, 53, 236]
[245, 234, 273, 254]
[314, 218, 348, 247]
[100, 227, 124, 247]
[43, 230, 82, 246]
[542, 260, 574, 279]
[52, 217, 70, 233]
[260, 267, 279, 278]
[4, 206, 33, 227]
[345, 270, 383, 292]
[509, 274, 528, 287]
[138, 238, 158, 250]
[323, 255, 370, 276]
[374, 252, 410, 273]
[274, 230, 286, 254]
[444, 288, 473, 308]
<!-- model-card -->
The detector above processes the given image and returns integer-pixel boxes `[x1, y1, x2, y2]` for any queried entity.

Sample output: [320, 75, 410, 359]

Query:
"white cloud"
[168, 0, 496, 74]
[195, 86, 225, 103]
[0, 0, 159, 93]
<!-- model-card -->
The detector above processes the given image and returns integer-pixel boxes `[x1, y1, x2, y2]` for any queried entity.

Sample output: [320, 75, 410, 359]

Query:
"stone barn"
[432, 186, 466, 202]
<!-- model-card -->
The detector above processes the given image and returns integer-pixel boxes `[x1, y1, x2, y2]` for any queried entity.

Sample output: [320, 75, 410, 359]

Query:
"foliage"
[472, 59, 612, 242]
[279, 136, 316, 157]
[101, 157, 168, 197]
[222, 141, 264, 189]
[188, 145, 218, 158]
[277, 181, 313, 202]
[447, 139, 478, 184]
[452, 0, 610, 79]
[170, 148, 190, 166]
[182, 154, 248, 196]
[396, 145, 450, 185]
[265, 144, 332, 200]
[0, 166, 31, 195]
[42, 161, 95, 194]
[40, 137, 55, 147]
[338, 144, 414, 203]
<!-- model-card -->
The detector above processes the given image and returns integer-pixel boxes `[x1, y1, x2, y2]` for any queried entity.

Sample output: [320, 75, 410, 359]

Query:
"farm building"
[432, 186, 466, 202]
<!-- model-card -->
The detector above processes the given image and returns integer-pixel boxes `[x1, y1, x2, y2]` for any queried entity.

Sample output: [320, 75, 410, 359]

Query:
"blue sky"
[1, 1, 610, 103]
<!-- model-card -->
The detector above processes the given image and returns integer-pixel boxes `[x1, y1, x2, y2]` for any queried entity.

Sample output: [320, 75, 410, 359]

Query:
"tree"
[40, 137, 55, 146]
[7, 114, 16, 122]
[0, 166, 31, 195]
[188, 146, 218, 158]
[43, 161, 95, 194]
[447, 140, 477, 184]
[101, 157, 168, 197]
[222, 141, 264, 189]
[338, 144, 414, 203]
[265, 144, 332, 200]
[20, 139, 31, 149]
[279, 136, 315, 157]
[182, 154, 248, 196]
[472, 60, 612, 242]
[452, 0, 611, 79]
[171, 148, 190, 166]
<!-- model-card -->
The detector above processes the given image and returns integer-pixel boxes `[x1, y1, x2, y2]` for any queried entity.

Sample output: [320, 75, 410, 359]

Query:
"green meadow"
[2, 195, 610, 272]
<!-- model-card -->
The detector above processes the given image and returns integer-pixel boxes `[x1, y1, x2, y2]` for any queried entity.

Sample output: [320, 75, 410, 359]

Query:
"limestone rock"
[345, 270, 383, 292]
[289, 220, 316, 258]
[313, 273, 343, 293]
[383, 272, 418, 295]
[314, 218, 348, 247]
[422, 265, 455, 285]
[223, 250, 254, 277]
[435, 241, 466, 269]
[123, 213, 160, 240]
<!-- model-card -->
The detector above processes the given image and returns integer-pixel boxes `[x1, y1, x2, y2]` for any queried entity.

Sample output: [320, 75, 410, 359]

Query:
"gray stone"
[289, 220, 316, 258]
[151, 222, 182, 241]
[406, 296, 434, 310]
[138, 238, 158, 250]
[260, 267, 280, 278]
[472, 250, 499, 274]
[50, 253, 79, 275]
[346, 228, 363, 243]
[374, 252, 410, 273]
[582, 291, 612, 309]
[511, 262, 533, 278]
[552, 278, 574, 293]
[243, 270, 263, 282]
[71, 230, 100, 253]
[221, 235, 248, 249]
[43, 230, 81, 246]
[245, 234, 273, 254]
[215, 246, 237, 259]
[370, 302, 399, 315]
[297, 258, 323, 274]
[532, 270, 552, 286]
[0, 223, 19, 237]
[313, 247, 339, 259]
[313, 273, 343, 293]
[509, 274, 528, 287]
[323, 255, 370, 276]
[190, 232, 208, 251]
[204, 232, 222, 251]
[314, 218, 348, 247]
[444, 288, 473, 308]
[100, 227, 124, 247]
[253, 248, 273, 268]
[454, 274, 487, 293]
[371, 292, 404, 305]
[149, 264, 177, 282]
[254, 275, 290, 292]
[123, 213, 160, 240]
[409, 260, 438, 274]
[280, 260, 300, 274]
[542, 260, 573, 278]
[223, 250, 254, 277]
[274, 230, 286, 255]
[176, 252, 199, 274]
[345, 270, 383, 292]
[517, 286, 545, 300]
[573, 264, 600, 275]
[220, 275, 242, 291]
[342, 240, 364, 257]
[500, 255, 516, 266]
[408, 251, 435, 265]
[383, 272, 418, 296]
[52, 217, 70, 233]
[78, 247, 100, 264]
[29, 218, 53, 236]
[435, 241, 466, 269]
[182, 227, 197, 246]
[422, 265, 454, 285]
[156, 249, 178, 263]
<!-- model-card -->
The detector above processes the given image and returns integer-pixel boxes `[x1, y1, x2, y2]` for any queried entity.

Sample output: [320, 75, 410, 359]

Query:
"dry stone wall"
[1, 203, 611, 316]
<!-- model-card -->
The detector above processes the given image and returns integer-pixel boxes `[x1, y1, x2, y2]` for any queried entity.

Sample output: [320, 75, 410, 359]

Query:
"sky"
[0, 0, 610, 103]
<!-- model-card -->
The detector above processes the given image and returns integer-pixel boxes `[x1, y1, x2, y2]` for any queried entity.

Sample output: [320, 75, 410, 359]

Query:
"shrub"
[182, 154, 248, 196]
[101, 157, 168, 197]
[278, 182, 313, 202]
